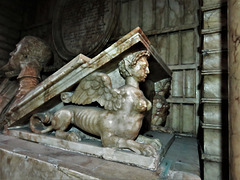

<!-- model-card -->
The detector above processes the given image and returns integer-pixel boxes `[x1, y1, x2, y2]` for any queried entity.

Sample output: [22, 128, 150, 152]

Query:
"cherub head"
[118, 50, 150, 82]
[2, 36, 52, 73]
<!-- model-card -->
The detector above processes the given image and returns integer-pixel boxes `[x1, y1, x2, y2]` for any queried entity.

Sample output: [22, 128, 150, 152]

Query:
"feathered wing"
[71, 72, 125, 111]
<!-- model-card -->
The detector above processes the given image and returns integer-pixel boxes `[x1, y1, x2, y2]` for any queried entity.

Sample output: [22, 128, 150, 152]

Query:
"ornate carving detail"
[151, 78, 172, 133]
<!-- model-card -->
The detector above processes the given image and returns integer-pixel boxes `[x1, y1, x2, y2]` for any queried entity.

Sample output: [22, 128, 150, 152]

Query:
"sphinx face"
[130, 56, 150, 82]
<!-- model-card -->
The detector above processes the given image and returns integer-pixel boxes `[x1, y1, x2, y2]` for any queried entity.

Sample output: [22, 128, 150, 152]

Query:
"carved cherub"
[30, 50, 161, 156]
[151, 78, 173, 133]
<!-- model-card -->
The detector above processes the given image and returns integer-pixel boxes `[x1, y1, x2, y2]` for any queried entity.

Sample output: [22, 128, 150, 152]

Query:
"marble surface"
[4, 129, 174, 170]
[0, 134, 159, 180]
[0, 133, 200, 180]
[229, 0, 240, 178]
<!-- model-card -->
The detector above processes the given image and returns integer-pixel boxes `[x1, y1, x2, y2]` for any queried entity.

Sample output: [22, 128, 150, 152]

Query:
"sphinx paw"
[66, 132, 80, 142]
[141, 144, 158, 157]
[149, 138, 162, 150]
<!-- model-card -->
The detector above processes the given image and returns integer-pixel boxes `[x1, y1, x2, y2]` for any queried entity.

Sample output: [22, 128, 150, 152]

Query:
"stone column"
[229, 0, 240, 179]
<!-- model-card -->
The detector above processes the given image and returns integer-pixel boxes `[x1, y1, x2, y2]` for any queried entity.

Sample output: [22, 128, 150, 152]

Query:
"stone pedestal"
[0, 134, 159, 180]
[4, 128, 174, 170]
[0, 133, 200, 179]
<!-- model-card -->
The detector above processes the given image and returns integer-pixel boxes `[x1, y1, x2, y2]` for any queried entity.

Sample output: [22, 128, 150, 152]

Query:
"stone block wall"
[200, 0, 228, 179]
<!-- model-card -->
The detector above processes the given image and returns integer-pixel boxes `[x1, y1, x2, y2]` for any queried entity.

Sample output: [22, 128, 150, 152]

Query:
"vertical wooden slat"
[118, 0, 130, 36]
[179, 103, 183, 133]
[182, 30, 195, 64]
[183, 104, 195, 133]
[139, 0, 143, 28]
[168, 0, 181, 27]
[166, 103, 173, 128]
[0, 0, 21, 65]
[148, 35, 158, 49]
[156, 35, 168, 64]
[185, 70, 196, 98]
[172, 71, 183, 97]
[155, 0, 167, 30]
[178, 31, 182, 65]
[142, 0, 153, 31]
[183, 0, 196, 25]
[182, 70, 186, 97]
[169, 32, 179, 65]
[171, 104, 180, 131]
[165, 0, 170, 28]
[152, 0, 156, 30]
[130, 0, 140, 30]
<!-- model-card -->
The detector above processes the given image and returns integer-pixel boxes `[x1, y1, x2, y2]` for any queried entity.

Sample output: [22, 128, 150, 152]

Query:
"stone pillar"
[229, 0, 240, 179]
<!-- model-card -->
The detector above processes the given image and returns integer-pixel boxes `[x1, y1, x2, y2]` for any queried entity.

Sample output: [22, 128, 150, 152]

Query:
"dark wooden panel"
[0, 41, 15, 52]
[0, 49, 10, 60]
[0, 35, 19, 46]
[0, 24, 20, 40]
[0, 14, 21, 30]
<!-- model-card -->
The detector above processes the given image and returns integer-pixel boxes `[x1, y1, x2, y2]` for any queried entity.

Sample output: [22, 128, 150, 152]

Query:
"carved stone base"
[0, 134, 160, 180]
[0, 133, 200, 179]
[4, 128, 174, 171]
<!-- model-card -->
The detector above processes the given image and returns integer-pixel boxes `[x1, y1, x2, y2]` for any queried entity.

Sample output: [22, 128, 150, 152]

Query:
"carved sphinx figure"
[30, 50, 161, 156]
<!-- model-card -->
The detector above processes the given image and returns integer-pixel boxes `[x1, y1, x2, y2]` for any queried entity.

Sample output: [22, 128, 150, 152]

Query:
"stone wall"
[200, 0, 228, 179]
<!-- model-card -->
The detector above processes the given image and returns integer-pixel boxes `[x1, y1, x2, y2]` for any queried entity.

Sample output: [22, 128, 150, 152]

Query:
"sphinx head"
[118, 50, 150, 82]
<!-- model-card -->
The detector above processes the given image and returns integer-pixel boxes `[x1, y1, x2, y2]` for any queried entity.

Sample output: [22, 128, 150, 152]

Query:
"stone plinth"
[0, 134, 160, 180]
[4, 129, 174, 171]
[0, 133, 201, 179]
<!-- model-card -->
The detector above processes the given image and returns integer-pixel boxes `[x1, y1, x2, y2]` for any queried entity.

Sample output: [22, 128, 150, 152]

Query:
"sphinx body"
[30, 50, 161, 156]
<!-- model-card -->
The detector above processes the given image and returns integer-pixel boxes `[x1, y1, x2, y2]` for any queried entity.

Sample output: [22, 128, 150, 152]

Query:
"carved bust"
[1, 36, 52, 99]
[0, 36, 52, 128]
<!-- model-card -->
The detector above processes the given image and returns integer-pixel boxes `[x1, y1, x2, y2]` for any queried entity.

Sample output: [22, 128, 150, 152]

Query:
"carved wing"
[71, 72, 125, 111]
